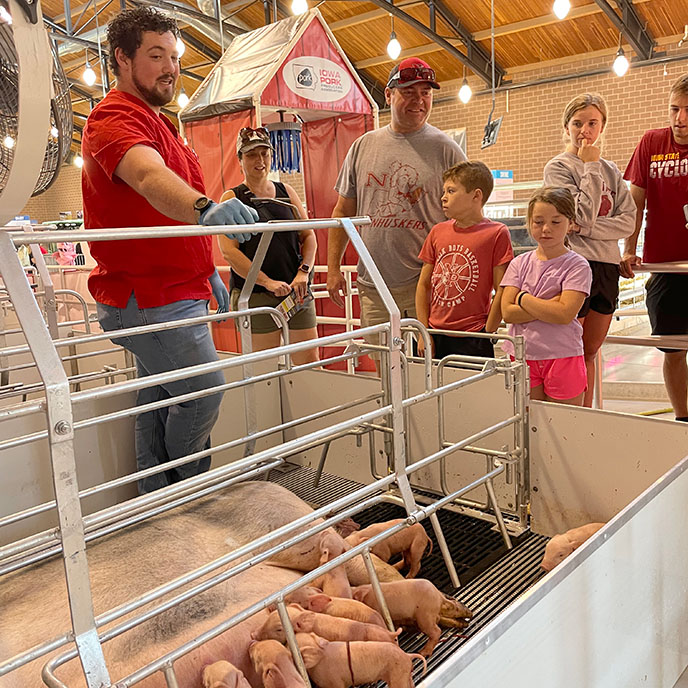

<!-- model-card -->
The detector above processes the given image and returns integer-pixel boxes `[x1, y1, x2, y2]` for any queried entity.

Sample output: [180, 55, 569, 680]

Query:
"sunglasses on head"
[239, 126, 270, 141]
[390, 66, 436, 86]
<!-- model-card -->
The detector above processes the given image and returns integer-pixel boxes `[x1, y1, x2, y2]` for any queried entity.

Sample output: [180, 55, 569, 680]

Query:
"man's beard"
[132, 70, 175, 107]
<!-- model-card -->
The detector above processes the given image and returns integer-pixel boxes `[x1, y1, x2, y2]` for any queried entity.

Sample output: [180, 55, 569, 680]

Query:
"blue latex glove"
[208, 269, 230, 314]
[199, 198, 258, 243]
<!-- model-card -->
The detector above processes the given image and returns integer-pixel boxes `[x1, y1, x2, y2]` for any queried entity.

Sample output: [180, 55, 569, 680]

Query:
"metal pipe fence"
[0, 217, 530, 688]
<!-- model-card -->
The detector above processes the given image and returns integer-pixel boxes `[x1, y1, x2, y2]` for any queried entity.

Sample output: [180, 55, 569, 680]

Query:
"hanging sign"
[282, 57, 352, 103]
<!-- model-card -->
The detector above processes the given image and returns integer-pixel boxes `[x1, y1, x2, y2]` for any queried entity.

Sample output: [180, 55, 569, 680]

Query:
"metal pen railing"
[0, 216, 530, 688]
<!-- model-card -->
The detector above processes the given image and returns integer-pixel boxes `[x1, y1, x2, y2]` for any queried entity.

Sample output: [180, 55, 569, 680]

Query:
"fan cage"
[0, 16, 72, 200]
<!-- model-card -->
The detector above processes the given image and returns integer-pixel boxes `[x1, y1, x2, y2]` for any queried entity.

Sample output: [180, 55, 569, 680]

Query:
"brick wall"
[20, 48, 686, 223]
[20, 164, 83, 224]
[413, 46, 687, 187]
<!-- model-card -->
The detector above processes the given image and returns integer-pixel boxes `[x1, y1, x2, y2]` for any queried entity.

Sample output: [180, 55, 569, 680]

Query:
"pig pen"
[1, 219, 687, 688]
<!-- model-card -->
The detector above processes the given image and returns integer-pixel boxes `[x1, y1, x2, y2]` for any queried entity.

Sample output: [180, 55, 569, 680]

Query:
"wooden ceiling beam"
[354, 0, 655, 74]
[328, 1, 423, 31]
[361, 0, 495, 86]
[591, 0, 654, 60]
[422, 0, 504, 85]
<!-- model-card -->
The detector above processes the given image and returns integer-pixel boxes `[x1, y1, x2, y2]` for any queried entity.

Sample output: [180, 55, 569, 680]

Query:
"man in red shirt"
[82, 7, 256, 493]
[622, 74, 688, 421]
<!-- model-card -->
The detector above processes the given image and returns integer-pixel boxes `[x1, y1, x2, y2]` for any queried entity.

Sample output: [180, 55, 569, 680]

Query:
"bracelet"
[517, 291, 527, 307]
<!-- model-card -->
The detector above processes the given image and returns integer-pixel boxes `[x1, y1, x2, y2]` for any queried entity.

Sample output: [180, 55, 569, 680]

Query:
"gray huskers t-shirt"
[335, 124, 466, 289]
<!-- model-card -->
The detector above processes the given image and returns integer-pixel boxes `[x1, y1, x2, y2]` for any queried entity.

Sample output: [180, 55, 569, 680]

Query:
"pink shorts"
[526, 356, 587, 400]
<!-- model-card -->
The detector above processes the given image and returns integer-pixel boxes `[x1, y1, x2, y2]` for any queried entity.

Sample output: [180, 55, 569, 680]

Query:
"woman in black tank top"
[218, 127, 318, 365]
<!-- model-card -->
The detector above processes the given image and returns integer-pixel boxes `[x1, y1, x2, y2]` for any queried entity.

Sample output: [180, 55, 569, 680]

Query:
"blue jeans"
[97, 295, 225, 494]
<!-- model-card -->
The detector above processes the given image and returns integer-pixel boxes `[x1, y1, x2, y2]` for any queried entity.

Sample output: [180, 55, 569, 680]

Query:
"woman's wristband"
[517, 291, 527, 307]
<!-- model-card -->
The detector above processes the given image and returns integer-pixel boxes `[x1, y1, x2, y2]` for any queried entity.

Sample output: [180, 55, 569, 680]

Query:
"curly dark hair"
[107, 7, 179, 76]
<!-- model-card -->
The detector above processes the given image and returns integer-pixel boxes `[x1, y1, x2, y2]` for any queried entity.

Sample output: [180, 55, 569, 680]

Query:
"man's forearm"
[624, 187, 646, 255]
[327, 227, 349, 272]
[135, 165, 201, 224]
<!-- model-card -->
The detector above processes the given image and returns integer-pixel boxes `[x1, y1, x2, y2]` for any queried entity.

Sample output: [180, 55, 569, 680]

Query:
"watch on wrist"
[298, 263, 311, 274]
[193, 196, 212, 223]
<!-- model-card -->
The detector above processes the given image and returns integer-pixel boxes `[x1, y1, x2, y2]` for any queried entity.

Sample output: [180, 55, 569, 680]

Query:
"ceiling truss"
[591, 0, 654, 60]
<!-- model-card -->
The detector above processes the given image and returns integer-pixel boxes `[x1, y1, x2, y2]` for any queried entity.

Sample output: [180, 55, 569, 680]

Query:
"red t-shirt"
[624, 127, 688, 263]
[82, 89, 213, 308]
[419, 218, 513, 332]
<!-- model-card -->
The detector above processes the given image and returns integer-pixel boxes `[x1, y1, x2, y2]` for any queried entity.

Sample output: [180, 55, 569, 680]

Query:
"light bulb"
[613, 50, 629, 77]
[3, 135, 15, 149]
[291, 0, 308, 14]
[458, 79, 472, 104]
[0, 5, 12, 24]
[50, 126, 59, 138]
[83, 64, 96, 87]
[177, 91, 190, 108]
[552, 0, 570, 20]
[386, 32, 401, 60]
[176, 37, 186, 57]
[74, 154, 84, 168]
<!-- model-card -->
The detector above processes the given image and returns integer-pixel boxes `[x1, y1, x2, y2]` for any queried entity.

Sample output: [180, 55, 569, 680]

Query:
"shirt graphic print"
[366, 161, 427, 229]
[431, 243, 480, 309]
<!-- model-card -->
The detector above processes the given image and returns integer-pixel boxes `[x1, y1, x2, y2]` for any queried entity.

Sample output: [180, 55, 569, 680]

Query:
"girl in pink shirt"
[501, 187, 592, 405]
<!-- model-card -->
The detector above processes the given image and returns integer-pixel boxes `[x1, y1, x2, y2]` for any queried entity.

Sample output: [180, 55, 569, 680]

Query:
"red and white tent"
[180, 10, 378, 358]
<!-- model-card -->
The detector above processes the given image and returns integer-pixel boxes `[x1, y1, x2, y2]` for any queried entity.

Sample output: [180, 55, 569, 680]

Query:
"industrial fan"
[0, 0, 68, 225]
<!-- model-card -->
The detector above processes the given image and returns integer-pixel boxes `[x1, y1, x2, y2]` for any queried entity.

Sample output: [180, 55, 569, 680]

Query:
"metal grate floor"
[268, 465, 549, 681]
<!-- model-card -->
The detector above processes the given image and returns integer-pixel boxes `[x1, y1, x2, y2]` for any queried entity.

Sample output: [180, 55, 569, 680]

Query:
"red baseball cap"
[386, 58, 440, 89]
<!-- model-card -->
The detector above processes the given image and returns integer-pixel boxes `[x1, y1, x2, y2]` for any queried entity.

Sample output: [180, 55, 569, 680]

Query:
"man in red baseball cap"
[328, 56, 465, 370]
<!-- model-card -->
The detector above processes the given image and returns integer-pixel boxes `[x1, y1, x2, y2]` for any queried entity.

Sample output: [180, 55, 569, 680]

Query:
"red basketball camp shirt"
[82, 89, 213, 308]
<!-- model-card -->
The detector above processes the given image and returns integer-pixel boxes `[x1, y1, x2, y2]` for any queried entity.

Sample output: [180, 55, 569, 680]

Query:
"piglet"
[296, 632, 427, 688]
[334, 517, 361, 538]
[254, 604, 399, 644]
[540, 522, 606, 571]
[345, 519, 432, 578]
[286, 588, 387, 629]
[202, 660, 252, 688]
[249, 639, 308, 688]
[317, 529, 353, 599]
[352, 579, 472, 657]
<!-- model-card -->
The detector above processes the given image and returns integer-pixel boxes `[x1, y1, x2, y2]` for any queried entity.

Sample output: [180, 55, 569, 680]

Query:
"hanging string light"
[3, 135, 15, 149]
[458, 65, 472, 104]
[177, 85, 189, 108]
[176, 36, 186, 57]
[73, 153, 84, 168]
[387, 15, 401, 60]
[291, 0, 308, 15]
[82, 50, 96, 87]
[552, 0, 570, 20]
[612, 33, 629, 77]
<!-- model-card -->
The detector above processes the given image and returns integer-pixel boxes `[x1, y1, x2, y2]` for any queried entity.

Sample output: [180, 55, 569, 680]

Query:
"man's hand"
[200, 199, 259, 243]
[327, 270, 347, 308]
[208, 269, 230, 314]
[620, 253, 641, 279]
[578, 139, 601, 163]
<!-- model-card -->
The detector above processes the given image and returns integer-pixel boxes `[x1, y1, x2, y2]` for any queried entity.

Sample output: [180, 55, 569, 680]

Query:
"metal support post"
[340, 218, 416, 514]
[361, 548, 395, 632]
[276, 600, 311, 688]
[0, 231, 110, 687]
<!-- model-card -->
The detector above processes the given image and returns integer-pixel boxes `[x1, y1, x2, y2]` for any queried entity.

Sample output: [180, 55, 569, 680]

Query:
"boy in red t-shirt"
[416, 161, 514, 359]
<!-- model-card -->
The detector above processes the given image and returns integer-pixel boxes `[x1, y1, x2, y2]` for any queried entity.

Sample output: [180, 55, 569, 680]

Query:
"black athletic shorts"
[431, 331, 494, 359]
[646, 273, 688, 353]
[578, 260, 620, 318]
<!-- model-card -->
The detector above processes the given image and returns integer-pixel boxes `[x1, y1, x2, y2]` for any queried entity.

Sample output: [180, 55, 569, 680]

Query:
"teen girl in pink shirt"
[501, 187, 593, 405]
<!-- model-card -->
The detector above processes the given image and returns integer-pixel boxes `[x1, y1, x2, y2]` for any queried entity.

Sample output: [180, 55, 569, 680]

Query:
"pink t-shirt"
[500, 250, 592, 360]
[419, 218, 513, 332]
